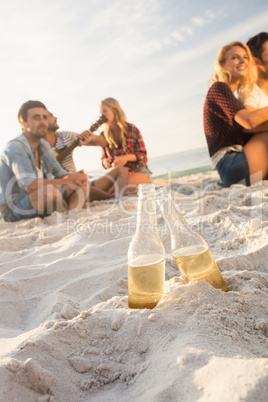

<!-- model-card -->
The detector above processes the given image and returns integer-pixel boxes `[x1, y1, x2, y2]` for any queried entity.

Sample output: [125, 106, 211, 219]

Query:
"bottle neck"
[156, 189, 207, 252]
[157, 193, 186, 234]
[136, 196, 158, 235]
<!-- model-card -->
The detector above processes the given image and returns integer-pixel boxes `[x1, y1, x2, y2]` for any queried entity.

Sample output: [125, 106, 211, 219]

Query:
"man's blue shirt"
[0, 133, 67, 219]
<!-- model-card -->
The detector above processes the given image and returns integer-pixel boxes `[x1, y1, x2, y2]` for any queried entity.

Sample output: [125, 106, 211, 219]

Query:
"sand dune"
[0, 171, 268, 401]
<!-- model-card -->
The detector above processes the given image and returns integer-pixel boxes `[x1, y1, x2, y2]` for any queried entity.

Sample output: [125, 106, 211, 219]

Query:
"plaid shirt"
[100, 122, 150, 172]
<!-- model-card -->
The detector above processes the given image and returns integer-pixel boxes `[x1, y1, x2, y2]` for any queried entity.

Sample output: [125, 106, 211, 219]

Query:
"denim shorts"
[216, 150, 250, 187]
[4, 189, 69, 222]
[4, 194, 45, 222]
[132, 166, 152, 179]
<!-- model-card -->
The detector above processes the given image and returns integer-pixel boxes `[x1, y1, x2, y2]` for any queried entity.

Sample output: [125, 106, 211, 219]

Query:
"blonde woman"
[84, 98, 151, 189]
[203, 41, 268, 186]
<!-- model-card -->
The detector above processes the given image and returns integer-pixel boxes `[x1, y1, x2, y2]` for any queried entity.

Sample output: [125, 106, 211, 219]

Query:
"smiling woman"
[203, 41, 268, 187]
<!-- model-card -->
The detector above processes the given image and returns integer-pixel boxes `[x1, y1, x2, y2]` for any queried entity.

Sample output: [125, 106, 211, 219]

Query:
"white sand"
[0, 171, 268, 402]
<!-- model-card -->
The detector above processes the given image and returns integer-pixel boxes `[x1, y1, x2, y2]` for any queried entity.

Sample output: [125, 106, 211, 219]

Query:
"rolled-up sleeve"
[134, 128, 147, 162]
[126, 124, 147, 162]
[3, 142, 37, 191]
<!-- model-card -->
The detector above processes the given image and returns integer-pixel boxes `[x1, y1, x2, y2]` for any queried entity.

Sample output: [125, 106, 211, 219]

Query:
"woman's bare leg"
[67, 183, 89, 210]
[126, 172, 151, 193]
[243, 132, 268, 184]
[93, 167, 129, 198]
[88, 186, 114, 201]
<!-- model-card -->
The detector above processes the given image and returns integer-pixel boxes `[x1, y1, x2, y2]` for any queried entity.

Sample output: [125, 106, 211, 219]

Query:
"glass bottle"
[128, 184, 165, 309]
[156, 187, 229, 292]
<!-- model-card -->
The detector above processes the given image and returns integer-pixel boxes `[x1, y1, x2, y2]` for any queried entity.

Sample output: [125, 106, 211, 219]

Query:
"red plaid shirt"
[100, 122, 150, 172]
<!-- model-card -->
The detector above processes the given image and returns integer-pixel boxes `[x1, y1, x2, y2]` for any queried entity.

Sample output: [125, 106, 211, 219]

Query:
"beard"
[48, 122, 59, 131]
[36, 125, 48, 137]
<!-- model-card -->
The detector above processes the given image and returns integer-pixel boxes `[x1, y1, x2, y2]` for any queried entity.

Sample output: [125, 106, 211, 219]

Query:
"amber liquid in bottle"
[128, 255, 165, 309]
[172, 244, 229, 292]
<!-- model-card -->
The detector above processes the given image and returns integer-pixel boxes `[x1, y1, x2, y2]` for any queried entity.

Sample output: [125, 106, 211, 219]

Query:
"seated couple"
[0, 99, 151, 222]
[203, 32, 268, 187]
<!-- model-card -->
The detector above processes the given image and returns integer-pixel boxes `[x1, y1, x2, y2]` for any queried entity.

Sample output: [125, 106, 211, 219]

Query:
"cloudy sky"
[1, 0, 268, 172]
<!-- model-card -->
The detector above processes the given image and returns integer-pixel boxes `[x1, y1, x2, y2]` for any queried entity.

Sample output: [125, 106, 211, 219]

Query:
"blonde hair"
[210, 41, 256, 101]
[100, 98, 127, 149]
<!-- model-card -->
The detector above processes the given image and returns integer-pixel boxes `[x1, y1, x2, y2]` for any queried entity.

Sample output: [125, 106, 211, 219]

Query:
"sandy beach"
[0, 170, 268, 401]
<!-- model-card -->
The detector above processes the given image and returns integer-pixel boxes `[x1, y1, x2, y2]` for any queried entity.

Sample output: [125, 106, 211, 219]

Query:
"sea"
[148, 147, 211, 178]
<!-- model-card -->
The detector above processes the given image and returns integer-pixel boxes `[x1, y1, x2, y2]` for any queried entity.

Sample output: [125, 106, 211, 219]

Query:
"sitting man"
[245, 32, 268, 109]
[45, 110, 89, 172]
[0, 100, 90, 222]
[242, 33, 268, 179]
[45, 110, 129, 201]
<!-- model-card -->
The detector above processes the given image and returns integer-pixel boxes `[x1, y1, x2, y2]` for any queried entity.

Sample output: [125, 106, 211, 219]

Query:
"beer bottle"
[128, 184, 166, 308]
[156, 187, 229, 292]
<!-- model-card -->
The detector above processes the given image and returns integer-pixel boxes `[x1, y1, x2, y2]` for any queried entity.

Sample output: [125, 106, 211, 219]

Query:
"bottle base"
[172, 247, 229, 292]
[128, 300, 160, 309]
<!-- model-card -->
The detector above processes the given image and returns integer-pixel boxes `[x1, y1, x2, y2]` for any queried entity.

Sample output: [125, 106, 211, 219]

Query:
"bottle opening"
[138, 183, 156, 197]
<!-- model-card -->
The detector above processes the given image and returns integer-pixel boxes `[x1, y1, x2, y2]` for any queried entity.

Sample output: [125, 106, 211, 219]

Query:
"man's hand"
[67, 170, 88, 186]
[28, 170, 90, 193]
[78, 130, 93, 145]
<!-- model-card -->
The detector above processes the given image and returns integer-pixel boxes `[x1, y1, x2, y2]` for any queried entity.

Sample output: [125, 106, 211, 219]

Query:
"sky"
[1, 0, 268, 172]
